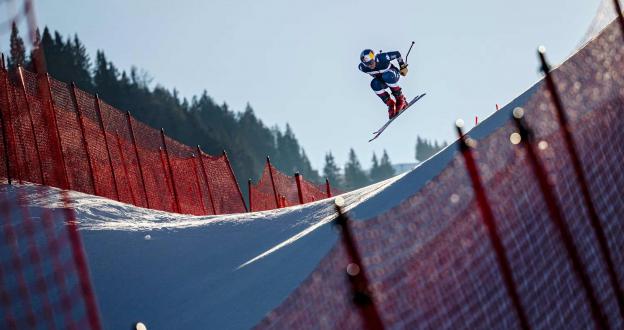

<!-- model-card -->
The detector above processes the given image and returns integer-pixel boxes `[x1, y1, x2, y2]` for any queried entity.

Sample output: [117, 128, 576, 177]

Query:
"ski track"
[1, 82, 535, 329]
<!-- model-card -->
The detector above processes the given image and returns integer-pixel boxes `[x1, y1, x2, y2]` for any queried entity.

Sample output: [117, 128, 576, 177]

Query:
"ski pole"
[405, 41, 415, 64]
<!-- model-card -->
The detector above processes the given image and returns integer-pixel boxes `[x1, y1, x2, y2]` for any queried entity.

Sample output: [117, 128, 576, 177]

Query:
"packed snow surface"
[0, 63, 552, 329]
[6, 80, 540, 329]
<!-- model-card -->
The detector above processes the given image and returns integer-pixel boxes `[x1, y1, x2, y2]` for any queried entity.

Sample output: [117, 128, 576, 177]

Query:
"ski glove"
[399, 64, 408, 76]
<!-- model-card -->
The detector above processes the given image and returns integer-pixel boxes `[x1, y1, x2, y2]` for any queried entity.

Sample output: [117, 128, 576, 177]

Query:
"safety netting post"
[196, 146, 217, 215]
[539, 47, 624, 320]
[161, 128, 181, 213]
[0, 57, 12, 185]
[248, 178, 253, 212]
[456, 123, 530, 330]
[94, 94, 120, 201]
[126, 112, 150, 208]
[223, 150, 247, 212]
[266, 156, 280, 208]
[511, 110, 608, 328]
[613, 0, 624, 41]
[17, 66, 45, 185]
[4, 68, 23, 183]
[295, 172, 304, 204]
[43, 73, 71, 189]
[191, 154, 207, 215]
[114, 131, 137, 205]
[325, 177, 332, 198]
[70, 82, 97, 195]
[334, 200, 385, 330]
[158, 147, 176, 212]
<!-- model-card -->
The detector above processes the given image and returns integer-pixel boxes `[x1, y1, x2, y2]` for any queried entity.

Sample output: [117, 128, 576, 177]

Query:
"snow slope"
[2, 71, 544, 329]
[8, 4, 614, 328]
[5, 174, 401, 329]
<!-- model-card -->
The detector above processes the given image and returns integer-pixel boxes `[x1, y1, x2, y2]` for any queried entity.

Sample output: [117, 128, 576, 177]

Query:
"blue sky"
[2, 0, 602, 170]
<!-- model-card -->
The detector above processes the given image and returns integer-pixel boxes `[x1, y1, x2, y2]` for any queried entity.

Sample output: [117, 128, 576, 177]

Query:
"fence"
[0, 61, 339, 216]
[0, 63, 249, 215]
[248, 157, 333, 212]
[257, 16, 624, 330]
[0, 185, 102, 329]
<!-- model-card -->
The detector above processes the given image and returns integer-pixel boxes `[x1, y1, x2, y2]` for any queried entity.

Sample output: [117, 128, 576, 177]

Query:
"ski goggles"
[363, 59, 376, 69]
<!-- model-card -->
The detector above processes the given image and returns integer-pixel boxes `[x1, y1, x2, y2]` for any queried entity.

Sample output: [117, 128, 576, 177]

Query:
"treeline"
[323, 137, 447, 191]
[5, 23, 447, 195]
[323, 149, 396, 191]
[6, 23, 319, 194]
[415, 137, 447, 162]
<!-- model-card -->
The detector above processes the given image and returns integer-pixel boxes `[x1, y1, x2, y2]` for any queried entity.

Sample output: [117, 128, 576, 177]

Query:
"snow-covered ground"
[1, 72, 543, 329]
[9, 4, 613, 328]
[4, 174, 405, 329]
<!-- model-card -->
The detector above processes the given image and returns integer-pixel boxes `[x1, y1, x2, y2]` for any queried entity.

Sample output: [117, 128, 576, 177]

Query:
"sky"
[1, 0, 603, 170]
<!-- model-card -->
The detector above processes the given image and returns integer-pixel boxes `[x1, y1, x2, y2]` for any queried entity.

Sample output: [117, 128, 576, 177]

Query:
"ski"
[369, 93, 426, 142]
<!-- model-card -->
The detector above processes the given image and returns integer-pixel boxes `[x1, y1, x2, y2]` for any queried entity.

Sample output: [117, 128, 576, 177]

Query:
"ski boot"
[395, 94, 408, 112]
[385, 98, 397, 119]
[390, 86, 408, 112]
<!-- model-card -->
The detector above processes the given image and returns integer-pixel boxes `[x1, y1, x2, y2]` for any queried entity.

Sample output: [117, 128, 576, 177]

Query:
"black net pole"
[540, 47, 624, 321]
[456, 124, 530, 330]
[512, 108, 609, 329]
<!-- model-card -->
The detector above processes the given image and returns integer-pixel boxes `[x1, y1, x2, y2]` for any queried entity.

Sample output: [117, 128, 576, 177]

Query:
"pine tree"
[275, 124, 301, 174]
[298, 149, 321, 183]
[377, 150, 395, 179]
[69, 34, 94, 91]
[270, 124, 320, 182]
[323, 152, 342, 189]
[369, 152, 382, 183]
[238, 104, 278, 179]
[41, 27, 56, 68]
[27, 28, 44, 72]
[93, 50, 120, 103]
[8, 22, 26, 71]
[54, 32, 71, 79]
[343, 148, 369, 191]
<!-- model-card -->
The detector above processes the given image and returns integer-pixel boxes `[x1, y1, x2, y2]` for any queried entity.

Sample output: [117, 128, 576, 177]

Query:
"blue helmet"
[360, 49, 376, 68]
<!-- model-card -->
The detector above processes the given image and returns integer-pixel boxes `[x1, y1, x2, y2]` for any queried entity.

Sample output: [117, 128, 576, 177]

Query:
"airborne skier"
[358, 49, 409, 119]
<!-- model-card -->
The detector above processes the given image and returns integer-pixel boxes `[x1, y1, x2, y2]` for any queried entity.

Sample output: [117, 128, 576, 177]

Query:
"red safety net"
[48, 77, 95, 195]
[257, 20, 624, 329]
[249, 160, 332, 211]
[14, 70, 63, 187]
[298, 177, 329, 203]
[0, 66, 248, 216]
[163, 135, 204, 215]
[0, 186, 101, 329]
[271, 168, 299, 207]
[72, 89, 118, 201]
[130, 118, 176, 213]
[198, 152, 247, 214]
[249, 164, 279, 212]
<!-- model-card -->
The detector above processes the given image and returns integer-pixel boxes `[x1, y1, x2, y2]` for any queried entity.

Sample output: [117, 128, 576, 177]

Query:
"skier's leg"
[371, 78, 395, 119]
[370, 78, 389, 102]
[382, 69, 407, 111]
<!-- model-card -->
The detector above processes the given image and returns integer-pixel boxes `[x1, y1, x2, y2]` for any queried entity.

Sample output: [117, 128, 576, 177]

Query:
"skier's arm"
[381, 51, 406, 66]
[383, 51, 409, 76]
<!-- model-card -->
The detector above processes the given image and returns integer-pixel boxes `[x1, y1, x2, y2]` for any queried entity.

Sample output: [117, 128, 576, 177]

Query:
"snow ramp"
[3, 16, 624, 330]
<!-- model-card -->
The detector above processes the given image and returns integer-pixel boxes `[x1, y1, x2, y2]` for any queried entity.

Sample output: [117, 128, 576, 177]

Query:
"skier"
[358, 49, 409, 119]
